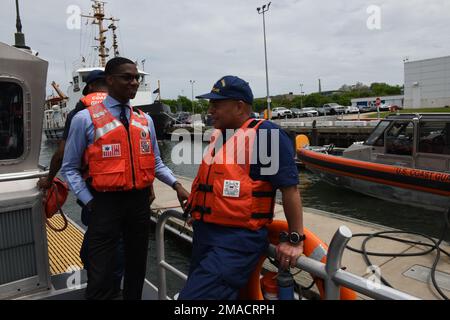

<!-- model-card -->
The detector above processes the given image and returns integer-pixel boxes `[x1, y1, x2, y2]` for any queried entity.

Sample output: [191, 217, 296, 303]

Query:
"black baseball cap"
[82, 69, 106, 95]
[196, 75, 254, 105]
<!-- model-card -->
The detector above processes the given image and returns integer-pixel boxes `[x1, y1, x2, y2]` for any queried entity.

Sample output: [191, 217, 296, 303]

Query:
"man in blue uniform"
[179, 75, 304, 300]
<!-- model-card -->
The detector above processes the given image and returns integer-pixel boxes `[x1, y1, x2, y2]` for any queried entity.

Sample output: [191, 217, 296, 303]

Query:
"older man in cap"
[179, 75, 304, 300]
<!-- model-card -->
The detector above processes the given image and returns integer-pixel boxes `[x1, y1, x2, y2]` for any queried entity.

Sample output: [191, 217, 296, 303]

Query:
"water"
[39, 136, 448, 296]
[158, 139, 448, 240]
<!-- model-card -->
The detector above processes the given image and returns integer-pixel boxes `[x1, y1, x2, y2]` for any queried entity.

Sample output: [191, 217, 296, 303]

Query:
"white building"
[404, 56, 450, 108]
[351, 95, 404, 109]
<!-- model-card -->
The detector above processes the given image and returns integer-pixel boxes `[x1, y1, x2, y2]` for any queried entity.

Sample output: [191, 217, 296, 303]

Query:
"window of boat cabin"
[0, 82, 24, 160]
[385, 121, 414, 156]
[418, 121, 450, 155]
[365, 120, 390, 146]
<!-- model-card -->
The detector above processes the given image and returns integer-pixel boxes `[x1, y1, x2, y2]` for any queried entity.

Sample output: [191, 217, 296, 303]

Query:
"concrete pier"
[151, 175, 450, 300]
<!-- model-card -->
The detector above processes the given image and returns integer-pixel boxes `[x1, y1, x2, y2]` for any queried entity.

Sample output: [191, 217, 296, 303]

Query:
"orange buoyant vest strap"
[85, 103, 155, 192]
[187, 118, 276, 231]
[80, 92, 108, 107]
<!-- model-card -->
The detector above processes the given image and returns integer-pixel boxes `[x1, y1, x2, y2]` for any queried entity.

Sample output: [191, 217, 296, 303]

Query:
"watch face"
[289, 232, 301, 244]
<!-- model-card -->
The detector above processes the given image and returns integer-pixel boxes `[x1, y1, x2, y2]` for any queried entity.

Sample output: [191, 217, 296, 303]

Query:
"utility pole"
[190, 80, 196, 114]
[257, 2, 272, 119]
[300, 83, 304, 109]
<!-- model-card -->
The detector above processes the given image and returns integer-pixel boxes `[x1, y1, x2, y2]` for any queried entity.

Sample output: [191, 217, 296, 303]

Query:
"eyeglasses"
[111, 73, 141, 82]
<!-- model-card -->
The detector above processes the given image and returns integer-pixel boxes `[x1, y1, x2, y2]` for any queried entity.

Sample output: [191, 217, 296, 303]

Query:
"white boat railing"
[155, 210, 420, 300]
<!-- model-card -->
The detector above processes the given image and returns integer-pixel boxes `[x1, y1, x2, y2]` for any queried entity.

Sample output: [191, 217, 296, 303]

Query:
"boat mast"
[13, 0, 30, 50]
[108, 18, 120, 57]
[82, 1, 109, 67]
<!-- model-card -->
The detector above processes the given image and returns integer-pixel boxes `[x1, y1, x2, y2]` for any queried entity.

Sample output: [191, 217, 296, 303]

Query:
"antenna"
[108, 17, 120, 57]
[13, 0, 30, 50]
[81, 1, 108, 66]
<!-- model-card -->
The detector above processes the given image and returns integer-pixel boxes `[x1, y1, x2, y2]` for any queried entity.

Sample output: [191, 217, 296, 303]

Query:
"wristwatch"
[289, 231, 306, 245]
[279, 231, 289, 243]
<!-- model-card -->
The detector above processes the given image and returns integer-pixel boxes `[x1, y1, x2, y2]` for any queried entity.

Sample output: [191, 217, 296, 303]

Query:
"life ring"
[43, 177, 69, 232]
[239, 220, 357, 300]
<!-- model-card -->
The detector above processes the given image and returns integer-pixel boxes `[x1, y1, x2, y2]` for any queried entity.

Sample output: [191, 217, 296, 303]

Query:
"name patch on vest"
[223, 180, 240, 198]
[140, 140, 151, 154]
[102, 144, 121, 158]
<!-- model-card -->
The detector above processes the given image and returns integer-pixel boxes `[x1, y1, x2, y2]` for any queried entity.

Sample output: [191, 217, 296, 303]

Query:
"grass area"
[367, 107, 450, 118]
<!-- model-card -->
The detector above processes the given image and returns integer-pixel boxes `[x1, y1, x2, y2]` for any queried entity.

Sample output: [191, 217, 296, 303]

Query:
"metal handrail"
[0, 170, 49, 183]
[155, 210, 420, 300]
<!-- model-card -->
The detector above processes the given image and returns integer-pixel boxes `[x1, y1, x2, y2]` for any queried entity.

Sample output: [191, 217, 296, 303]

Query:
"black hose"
[346, 208, 450, 300]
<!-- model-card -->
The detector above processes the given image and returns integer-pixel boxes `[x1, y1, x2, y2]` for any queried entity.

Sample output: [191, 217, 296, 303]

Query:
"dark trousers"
[85, 188, 150, 300]
[178, 243, 263, 300]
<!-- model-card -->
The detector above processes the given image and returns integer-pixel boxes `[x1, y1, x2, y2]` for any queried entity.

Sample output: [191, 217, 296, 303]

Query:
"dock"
[151, 175, 450, 300]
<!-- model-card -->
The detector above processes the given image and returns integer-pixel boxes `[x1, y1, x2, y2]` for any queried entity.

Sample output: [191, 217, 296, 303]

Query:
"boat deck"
[46, 215, 84, 275]
[152, 176, 450, 300]
[41, 215, 158, 300]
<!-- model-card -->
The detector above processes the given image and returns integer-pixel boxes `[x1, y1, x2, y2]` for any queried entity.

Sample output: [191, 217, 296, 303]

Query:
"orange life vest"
[80, 92, 108, 107]
[84, 103, 155, 192]
[187, 118, 275, 230]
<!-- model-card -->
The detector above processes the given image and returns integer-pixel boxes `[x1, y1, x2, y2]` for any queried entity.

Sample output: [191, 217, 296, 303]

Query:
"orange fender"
[240, 220, 357, 300]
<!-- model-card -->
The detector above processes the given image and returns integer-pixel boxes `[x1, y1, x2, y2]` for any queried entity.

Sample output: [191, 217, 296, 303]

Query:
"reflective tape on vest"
[131, 119, 149, 133]
[95, 119, 123, 141]
[92, 110, 107, 119]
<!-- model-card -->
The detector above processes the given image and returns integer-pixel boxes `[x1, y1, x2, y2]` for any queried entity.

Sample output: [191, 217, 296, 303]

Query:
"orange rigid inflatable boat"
[297, 114, 450, 212]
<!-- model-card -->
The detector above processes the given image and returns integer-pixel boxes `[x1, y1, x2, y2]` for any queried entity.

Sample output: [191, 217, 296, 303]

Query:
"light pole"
[189, 80, 195, 114]
[299, 83, 304, 109]
[257, 2, 271, 119]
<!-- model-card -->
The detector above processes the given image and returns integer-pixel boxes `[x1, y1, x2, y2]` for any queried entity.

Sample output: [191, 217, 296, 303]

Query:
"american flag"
[102, 144, 121, 158]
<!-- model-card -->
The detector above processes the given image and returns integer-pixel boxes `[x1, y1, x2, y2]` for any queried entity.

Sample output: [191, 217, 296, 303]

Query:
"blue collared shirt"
[61, 95, 177, 205]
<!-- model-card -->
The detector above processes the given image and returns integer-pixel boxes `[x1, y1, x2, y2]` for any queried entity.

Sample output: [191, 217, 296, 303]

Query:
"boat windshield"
[365, 120, 390, 146]
[418, 121, 450, 155]
[0, 82, 24, 160]
[385, 121, 414, 156]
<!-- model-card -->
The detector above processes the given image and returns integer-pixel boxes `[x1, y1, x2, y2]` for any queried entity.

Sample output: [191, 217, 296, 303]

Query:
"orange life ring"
[43, 177, 69, 232]
[239, 220, 357, 300]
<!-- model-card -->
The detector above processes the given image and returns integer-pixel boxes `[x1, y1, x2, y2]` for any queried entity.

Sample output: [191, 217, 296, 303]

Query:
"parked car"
[172, 112, 192, 124]
[315, 106, 332, 116]
[290, 108, 306, 118]
[345, 106, 360, 114]
[324, 103, 347, 115]
[358, 105, 373, 113]
[250, 111, 261, 119]
[378, 104, 392, 111]
[300, 107, 319, 117]
[272, 107, 292, 119]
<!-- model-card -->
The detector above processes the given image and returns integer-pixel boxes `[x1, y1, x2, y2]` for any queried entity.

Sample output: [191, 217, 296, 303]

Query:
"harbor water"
[39, 136, 448, 296]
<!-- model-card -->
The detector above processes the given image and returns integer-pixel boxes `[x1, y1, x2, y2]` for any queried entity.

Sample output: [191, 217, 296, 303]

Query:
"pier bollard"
[312, 120, 318, 146]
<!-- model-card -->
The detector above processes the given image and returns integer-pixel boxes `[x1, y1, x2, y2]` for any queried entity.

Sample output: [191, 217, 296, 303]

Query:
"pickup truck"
[323, 103, 347, 115]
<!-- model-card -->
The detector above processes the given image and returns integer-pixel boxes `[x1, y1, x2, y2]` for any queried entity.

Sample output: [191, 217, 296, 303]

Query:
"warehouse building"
[404, 55, 450, 108]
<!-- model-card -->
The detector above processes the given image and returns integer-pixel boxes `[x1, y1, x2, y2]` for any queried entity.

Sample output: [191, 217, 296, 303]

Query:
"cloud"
[1, 0, 449, 99]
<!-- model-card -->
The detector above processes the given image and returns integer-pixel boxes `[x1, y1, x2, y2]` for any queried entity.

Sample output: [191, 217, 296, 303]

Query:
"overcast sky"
[1, 0, 449, 99]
